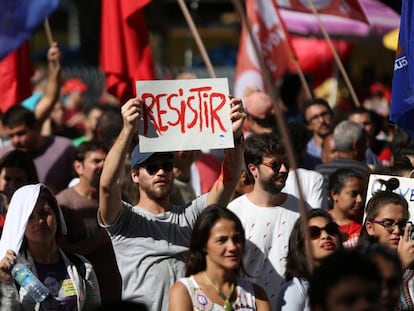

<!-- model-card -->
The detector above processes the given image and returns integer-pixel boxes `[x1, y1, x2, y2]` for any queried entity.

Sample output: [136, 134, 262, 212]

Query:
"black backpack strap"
[64, 252, 86, 281]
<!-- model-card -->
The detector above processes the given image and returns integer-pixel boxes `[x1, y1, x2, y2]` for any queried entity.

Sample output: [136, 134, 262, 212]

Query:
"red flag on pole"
[0, 42, 33, 113]
[234, 0, 293, 98]
[290, 35, 352, 86]
[100, 0, 155, 104]
[275, 0, 368, 23]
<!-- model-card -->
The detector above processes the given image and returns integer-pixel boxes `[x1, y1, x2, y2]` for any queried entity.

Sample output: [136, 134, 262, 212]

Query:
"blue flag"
[390, 0, 414, 139]
[0, 0, 59, 60]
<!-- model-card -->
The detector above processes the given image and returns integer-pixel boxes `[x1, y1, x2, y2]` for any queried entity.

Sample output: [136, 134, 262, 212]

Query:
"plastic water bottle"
[11, 263, 49, 303]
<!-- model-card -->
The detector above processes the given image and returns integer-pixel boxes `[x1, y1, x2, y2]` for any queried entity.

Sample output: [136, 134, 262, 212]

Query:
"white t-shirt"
[283, 169, 325, 210]
[228, 194, 309, 309]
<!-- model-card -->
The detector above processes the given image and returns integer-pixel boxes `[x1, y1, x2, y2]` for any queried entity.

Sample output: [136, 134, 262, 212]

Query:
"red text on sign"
[141, 86, 227, 135]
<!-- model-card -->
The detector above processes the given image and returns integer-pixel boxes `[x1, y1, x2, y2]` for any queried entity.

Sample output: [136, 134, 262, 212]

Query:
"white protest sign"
[365, 174, 414, 222]
[136, 78, 234, 152]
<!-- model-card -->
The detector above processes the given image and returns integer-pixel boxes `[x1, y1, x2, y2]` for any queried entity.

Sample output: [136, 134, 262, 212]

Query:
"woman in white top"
[276, 209, 342, 311]
[169, 205, 270, 311]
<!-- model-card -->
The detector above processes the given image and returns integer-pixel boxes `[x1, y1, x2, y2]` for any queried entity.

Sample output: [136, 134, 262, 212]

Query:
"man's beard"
[258, 175, 286, 195]
[318, 125, 332, 138]
[141, 181, 173, 201]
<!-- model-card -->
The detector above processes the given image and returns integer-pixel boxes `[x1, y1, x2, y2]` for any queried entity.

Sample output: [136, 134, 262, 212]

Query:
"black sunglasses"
[309, 222, 339, 240]
[141, 161, 174, 175]
[261, 160, 289, 173]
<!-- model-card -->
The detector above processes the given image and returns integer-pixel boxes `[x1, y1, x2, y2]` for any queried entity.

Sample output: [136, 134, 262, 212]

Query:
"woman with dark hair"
[276, 209, 342, 310]
[169, 205, 270, 310]
[328, 168, 364, 247]
[0, 184, 101, 310]
[358, 239, 402, 311]
[309, 248, 382, 311]
[0, 149, 38, 201]
[358, 189, 414, 310]
[0, 150, 39, 236]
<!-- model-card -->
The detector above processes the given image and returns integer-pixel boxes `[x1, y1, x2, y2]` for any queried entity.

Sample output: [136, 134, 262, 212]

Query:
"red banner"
[275, 0, 367, 23]
[100, 0, 155, 104]
[0, 42, 33, 112]
[234, 0, 293, 98]
[289, 35, 352, 86]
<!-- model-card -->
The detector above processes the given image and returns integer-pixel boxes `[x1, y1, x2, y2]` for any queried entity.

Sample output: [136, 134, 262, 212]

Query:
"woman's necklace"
[203, 272, 235, 311]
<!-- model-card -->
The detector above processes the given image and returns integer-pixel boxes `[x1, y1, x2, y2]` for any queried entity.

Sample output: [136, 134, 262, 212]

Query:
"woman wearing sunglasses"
[276, 209, 342, 311]
[358, 190, 414, 310]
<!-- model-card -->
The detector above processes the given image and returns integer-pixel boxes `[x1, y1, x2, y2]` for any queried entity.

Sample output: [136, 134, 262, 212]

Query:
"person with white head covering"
[0, 183, 101, 310]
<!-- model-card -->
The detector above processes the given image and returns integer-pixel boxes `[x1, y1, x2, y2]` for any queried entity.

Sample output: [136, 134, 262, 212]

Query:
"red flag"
[100, 0, 155, 104]
[275, 0, 367, 23]
[0, 42, 33, 113]
[289, 35, 352, 86]
[234, 0, 293, 98]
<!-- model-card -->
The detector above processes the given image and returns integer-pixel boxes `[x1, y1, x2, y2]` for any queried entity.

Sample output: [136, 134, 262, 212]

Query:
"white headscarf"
[0, 183, 67, 259]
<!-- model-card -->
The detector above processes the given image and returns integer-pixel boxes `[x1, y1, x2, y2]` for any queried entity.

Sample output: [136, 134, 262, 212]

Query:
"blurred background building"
[27, 0, 402, 104]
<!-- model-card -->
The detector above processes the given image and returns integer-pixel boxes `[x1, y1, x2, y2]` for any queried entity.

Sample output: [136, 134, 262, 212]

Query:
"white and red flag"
[276, 0, 367, 22]
[234, 0, 294, 98]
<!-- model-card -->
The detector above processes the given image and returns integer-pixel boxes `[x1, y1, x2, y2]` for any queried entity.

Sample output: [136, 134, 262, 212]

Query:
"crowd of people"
[0, 43, 412, 311]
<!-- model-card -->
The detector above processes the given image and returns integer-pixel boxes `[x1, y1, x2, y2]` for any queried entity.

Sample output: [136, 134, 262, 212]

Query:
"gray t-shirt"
[99, 194, 208, 311]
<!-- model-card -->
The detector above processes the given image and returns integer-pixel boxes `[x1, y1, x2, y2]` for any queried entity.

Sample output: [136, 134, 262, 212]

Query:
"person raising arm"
[98, 95, 245, 311]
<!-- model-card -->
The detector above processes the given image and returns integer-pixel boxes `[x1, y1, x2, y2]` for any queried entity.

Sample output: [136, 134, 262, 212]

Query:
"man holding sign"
[98, 89, 245, 310]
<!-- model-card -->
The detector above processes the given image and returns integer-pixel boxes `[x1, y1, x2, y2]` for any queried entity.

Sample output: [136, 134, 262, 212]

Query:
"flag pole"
[232, 0, 314, 274]
[306, 0, 360, 107]
[177, 0, 216, 78]
[44, 18, 60, 68]
[44, 18, 54, 46]
[292, 60, 312, 99]
[274, 5, 312, 100]
[231, 0, 281, 110]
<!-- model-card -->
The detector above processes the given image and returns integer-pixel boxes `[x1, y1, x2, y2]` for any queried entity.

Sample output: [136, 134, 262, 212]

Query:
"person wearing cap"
[61, 78, 88, 133]
[244, 91, 277, 135]
[98, 96, 245, 311]
[362, 82, 390, 118]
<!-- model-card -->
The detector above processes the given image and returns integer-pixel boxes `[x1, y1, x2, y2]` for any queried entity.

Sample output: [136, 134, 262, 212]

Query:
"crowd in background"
[0, 43, 412, 311]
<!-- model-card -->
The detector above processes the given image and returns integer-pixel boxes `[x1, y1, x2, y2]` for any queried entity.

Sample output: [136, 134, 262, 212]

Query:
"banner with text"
[365, 174, 414, 222]
[136, 78, 233, 152]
